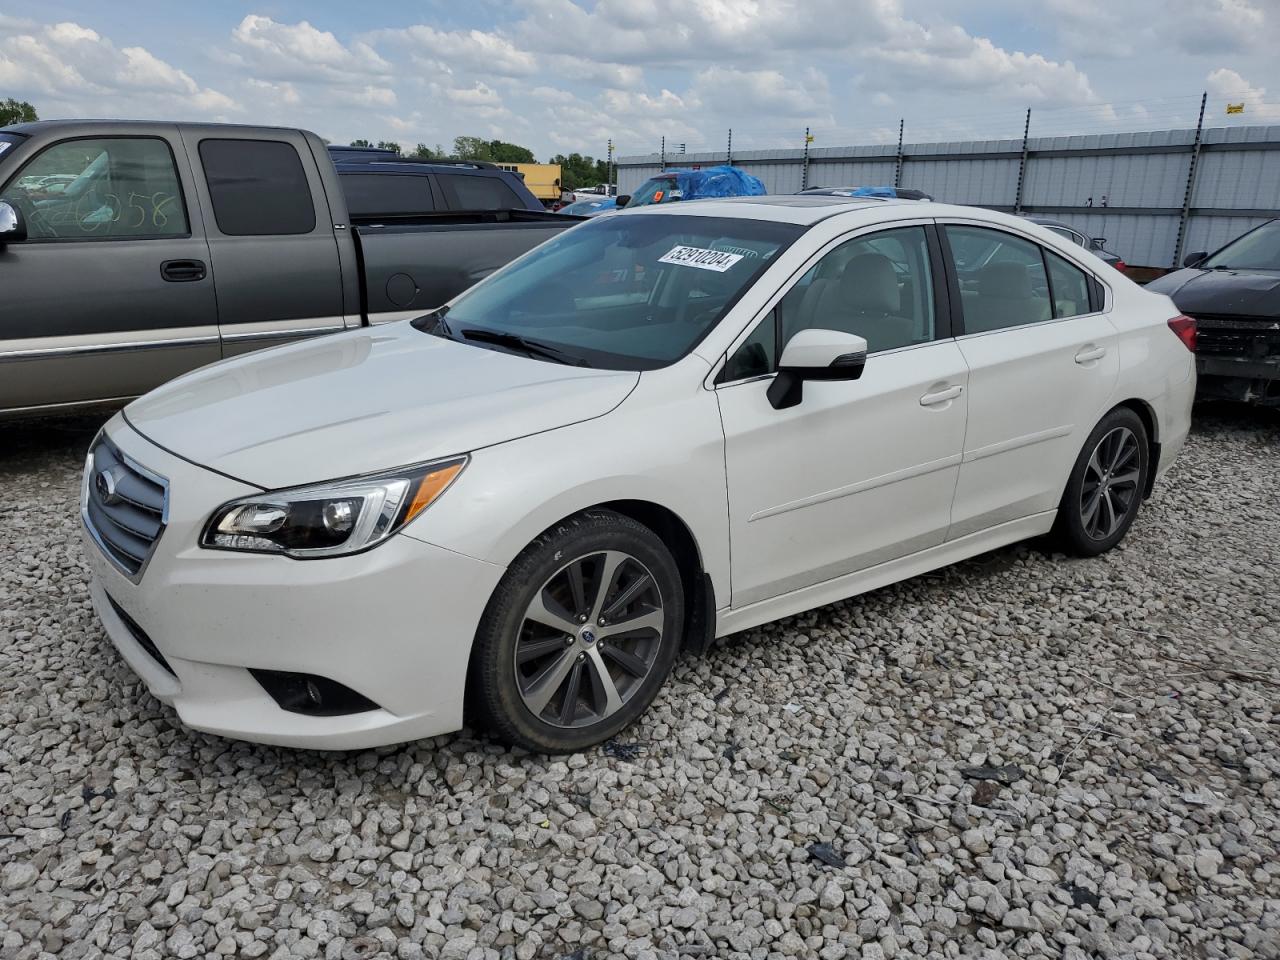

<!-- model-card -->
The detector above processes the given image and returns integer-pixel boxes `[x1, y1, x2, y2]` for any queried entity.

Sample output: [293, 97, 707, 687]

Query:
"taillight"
[1113, 260, 1127, 273]
[1168, 315, 1196, 352]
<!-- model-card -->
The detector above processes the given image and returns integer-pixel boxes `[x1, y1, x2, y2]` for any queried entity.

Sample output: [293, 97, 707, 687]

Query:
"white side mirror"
[769, 328, 868, 410]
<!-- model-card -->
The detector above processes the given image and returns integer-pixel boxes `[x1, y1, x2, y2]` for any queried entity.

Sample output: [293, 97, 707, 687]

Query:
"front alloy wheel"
[515, 550, 665, 728]
[471, 510, 684, 752]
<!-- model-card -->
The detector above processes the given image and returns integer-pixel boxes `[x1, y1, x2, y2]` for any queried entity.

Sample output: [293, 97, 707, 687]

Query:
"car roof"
[619, 195, 1029, 229]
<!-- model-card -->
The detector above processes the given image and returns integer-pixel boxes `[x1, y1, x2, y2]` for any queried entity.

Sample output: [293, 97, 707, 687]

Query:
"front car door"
[0, 126, 219, 414]
[180, 128, 346, 355]
[941, 220, 1119, 539]
[716, 223, 969, 608]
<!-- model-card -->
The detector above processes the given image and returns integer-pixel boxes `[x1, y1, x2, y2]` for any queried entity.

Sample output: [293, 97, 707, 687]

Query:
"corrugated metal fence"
[616, 125, 1280, 269]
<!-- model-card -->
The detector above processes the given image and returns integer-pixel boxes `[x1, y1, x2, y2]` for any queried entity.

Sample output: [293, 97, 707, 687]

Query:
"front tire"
[1054, 407, 1150, 557]
[470, 510, 684, 753]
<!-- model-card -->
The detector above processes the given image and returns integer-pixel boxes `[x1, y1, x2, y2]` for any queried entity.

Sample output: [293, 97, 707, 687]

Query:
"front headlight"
[201, 456, 466, 558]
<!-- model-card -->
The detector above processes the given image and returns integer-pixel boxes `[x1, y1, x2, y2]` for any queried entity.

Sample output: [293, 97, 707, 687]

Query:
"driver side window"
[0, 137, 189, 241]
[723, 225, 937, 380]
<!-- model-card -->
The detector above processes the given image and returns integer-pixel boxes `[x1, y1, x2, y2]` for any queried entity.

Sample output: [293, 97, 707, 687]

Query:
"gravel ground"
[1, 407, 1278, 960]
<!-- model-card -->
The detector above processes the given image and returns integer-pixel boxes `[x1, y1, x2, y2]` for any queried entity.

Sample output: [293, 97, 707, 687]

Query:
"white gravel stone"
[1, 410, 1278, 960]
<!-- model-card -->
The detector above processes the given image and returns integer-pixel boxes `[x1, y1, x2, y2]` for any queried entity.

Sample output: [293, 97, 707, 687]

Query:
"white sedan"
[82, 196, 1196, 752]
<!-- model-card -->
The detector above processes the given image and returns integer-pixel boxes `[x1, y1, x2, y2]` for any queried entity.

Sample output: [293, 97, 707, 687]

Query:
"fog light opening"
[249, 669, 380, 717]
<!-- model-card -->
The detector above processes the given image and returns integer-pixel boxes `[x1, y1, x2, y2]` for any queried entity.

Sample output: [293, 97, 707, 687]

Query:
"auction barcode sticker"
[658, 245, 745, 272]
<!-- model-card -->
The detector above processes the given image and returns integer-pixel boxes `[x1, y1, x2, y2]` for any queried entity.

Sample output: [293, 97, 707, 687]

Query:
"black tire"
[470, 509, 685, 753]
[1054, 407, 1150, 557]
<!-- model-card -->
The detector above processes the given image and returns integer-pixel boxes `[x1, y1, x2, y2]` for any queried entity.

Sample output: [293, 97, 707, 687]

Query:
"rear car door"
[942, 221, 1119, 539]
[181, 129, 346, 355]
[716, 223, 969, 608]
[0, 126, 219, 413]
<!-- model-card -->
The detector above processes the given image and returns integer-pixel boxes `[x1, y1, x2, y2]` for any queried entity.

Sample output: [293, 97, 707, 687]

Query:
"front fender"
[400, 366, 731, 608]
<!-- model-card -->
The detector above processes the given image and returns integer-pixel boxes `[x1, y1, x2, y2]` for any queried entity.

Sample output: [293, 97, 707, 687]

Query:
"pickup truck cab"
[0, 121, 578, 419]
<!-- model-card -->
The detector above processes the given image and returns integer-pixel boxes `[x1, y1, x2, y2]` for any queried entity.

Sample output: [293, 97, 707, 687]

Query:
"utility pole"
[894, 119, 904, 188]
[607, 138, 614, 191]
[1013, 108, 1032, 215]
[1173, 91, 1209, 268]
[727, 129, 733, 166]
[802, 126, 812, 190]
[660, 135, 665, 171]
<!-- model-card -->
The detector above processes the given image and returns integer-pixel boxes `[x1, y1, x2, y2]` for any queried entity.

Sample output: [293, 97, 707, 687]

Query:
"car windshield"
[1202, 220, 1280, 270]
[628, 176, 680, 207]
[429, 213, 802, 370]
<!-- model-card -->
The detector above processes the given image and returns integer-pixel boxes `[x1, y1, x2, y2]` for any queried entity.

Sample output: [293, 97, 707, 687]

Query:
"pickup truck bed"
[0, 120, 580, 419]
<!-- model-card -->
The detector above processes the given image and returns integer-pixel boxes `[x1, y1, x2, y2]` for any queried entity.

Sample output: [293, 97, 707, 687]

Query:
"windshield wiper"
[411, 305, 455, 339]
[459, 328, 588, 366]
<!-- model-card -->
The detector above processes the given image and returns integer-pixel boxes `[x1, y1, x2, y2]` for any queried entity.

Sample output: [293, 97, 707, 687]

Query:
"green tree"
[0, 98, 38, 126]
[411, 142, 448, 159]
[453, 136, 536, 163]
[376, 140, 402, 154]
[349, 138, 372, 148]
[550, 152, 611, 191]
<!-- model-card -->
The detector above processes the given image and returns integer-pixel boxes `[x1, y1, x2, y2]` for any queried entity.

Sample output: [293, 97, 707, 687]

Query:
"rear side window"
[341, 173, 436, 217]
[199, 139, 315, 236]
[947, 225, 1052, 334]
[439, 173, 521, 210]
[1, 136, 188, 241]
[1045, 251, 1093, 318]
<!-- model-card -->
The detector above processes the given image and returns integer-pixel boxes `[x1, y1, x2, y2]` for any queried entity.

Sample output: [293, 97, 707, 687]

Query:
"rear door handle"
[1075, 345, 1107, 364]
[920, 385, 963, 406]
[161, 259, 206, 282]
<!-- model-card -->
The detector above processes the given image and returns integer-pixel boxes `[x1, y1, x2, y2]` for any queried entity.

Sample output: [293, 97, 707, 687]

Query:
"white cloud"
[446, 83, 503, 108]
[373, 25, 537, 78]
[1206, 68, 1280, 121]
[0, 20, 237, 114]
[231, 15, 390, 81]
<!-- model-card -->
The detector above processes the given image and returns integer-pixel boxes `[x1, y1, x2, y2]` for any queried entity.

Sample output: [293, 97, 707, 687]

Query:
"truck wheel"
[470, 510, 684, 753]
[1054, 407, 1150, 557]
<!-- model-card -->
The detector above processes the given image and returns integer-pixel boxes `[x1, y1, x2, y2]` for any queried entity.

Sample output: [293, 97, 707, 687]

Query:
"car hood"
[125, 323, 638, 490]
[1146, 267, 1280, 318]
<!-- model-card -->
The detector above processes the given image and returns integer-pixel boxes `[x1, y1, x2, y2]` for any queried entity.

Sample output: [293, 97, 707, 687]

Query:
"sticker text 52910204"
[657, 245, 745, 273]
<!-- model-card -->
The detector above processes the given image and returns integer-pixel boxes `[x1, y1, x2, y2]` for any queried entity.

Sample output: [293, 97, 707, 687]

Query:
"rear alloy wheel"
[471, 510, 684, 752]
[1055, 407, 1150, 556]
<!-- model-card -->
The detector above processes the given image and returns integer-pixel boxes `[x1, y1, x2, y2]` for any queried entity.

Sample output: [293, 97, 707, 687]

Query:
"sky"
[2, 0, 1278, 161]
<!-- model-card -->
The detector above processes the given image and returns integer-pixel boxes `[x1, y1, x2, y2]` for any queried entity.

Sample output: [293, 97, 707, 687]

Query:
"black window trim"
[937, 219, 1109, 338]
[715, 219, 954, 387]
[198, 136, 318, 237]
[0, 133, 193, 243]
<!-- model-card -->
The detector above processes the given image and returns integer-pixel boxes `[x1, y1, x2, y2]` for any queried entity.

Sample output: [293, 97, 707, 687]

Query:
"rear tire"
[470, 510, 684, 753]
[1054, 407, 1150, 557]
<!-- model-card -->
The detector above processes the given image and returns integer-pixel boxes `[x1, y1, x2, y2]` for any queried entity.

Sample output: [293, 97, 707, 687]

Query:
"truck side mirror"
[615, 195, 630, 209]
[0, 201, 27, 244]
[1183, 250, 1208, 268]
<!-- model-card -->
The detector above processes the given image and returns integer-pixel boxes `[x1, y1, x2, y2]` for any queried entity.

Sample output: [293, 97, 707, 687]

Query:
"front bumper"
[82, 416, 505, 749]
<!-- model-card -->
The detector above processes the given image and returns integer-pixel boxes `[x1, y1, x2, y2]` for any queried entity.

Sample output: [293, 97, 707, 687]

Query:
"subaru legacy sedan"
[83, 196, 1195, 753]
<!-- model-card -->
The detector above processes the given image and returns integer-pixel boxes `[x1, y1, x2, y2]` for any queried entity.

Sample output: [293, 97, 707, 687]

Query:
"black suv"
[330, 148, 544, 217]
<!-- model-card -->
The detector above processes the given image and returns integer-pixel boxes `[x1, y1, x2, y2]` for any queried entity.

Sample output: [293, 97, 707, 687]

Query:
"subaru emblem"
[581, 629, 596, 645]
[95, 468, 120, 505]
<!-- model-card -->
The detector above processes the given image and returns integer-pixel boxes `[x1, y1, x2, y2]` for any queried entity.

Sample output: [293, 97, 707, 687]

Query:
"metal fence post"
[802, 127, 811, 190]
[660, 136, 665, 171]
[727, 129, 733, 166]
[1173, 91, 1208, 269]
[1013, 108, 1031, 215]
[894, 119, 904, 188]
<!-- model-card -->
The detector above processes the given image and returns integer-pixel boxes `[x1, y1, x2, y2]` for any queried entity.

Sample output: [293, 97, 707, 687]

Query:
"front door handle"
[1075, 345, 1107, 364]
[161, 259, 206, 282]
[920, 384, 963, 406]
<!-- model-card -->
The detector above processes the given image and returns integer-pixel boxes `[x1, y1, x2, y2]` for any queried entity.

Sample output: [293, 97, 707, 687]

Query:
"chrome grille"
[82, 436, 168, 580]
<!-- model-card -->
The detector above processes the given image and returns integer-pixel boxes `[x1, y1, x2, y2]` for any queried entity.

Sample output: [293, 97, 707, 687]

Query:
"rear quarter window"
[199, 138, 316, 236]
[438, 173, 523, 210]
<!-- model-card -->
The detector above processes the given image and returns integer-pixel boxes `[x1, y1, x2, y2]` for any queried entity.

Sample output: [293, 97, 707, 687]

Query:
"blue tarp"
[632, 165, 767, 206]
